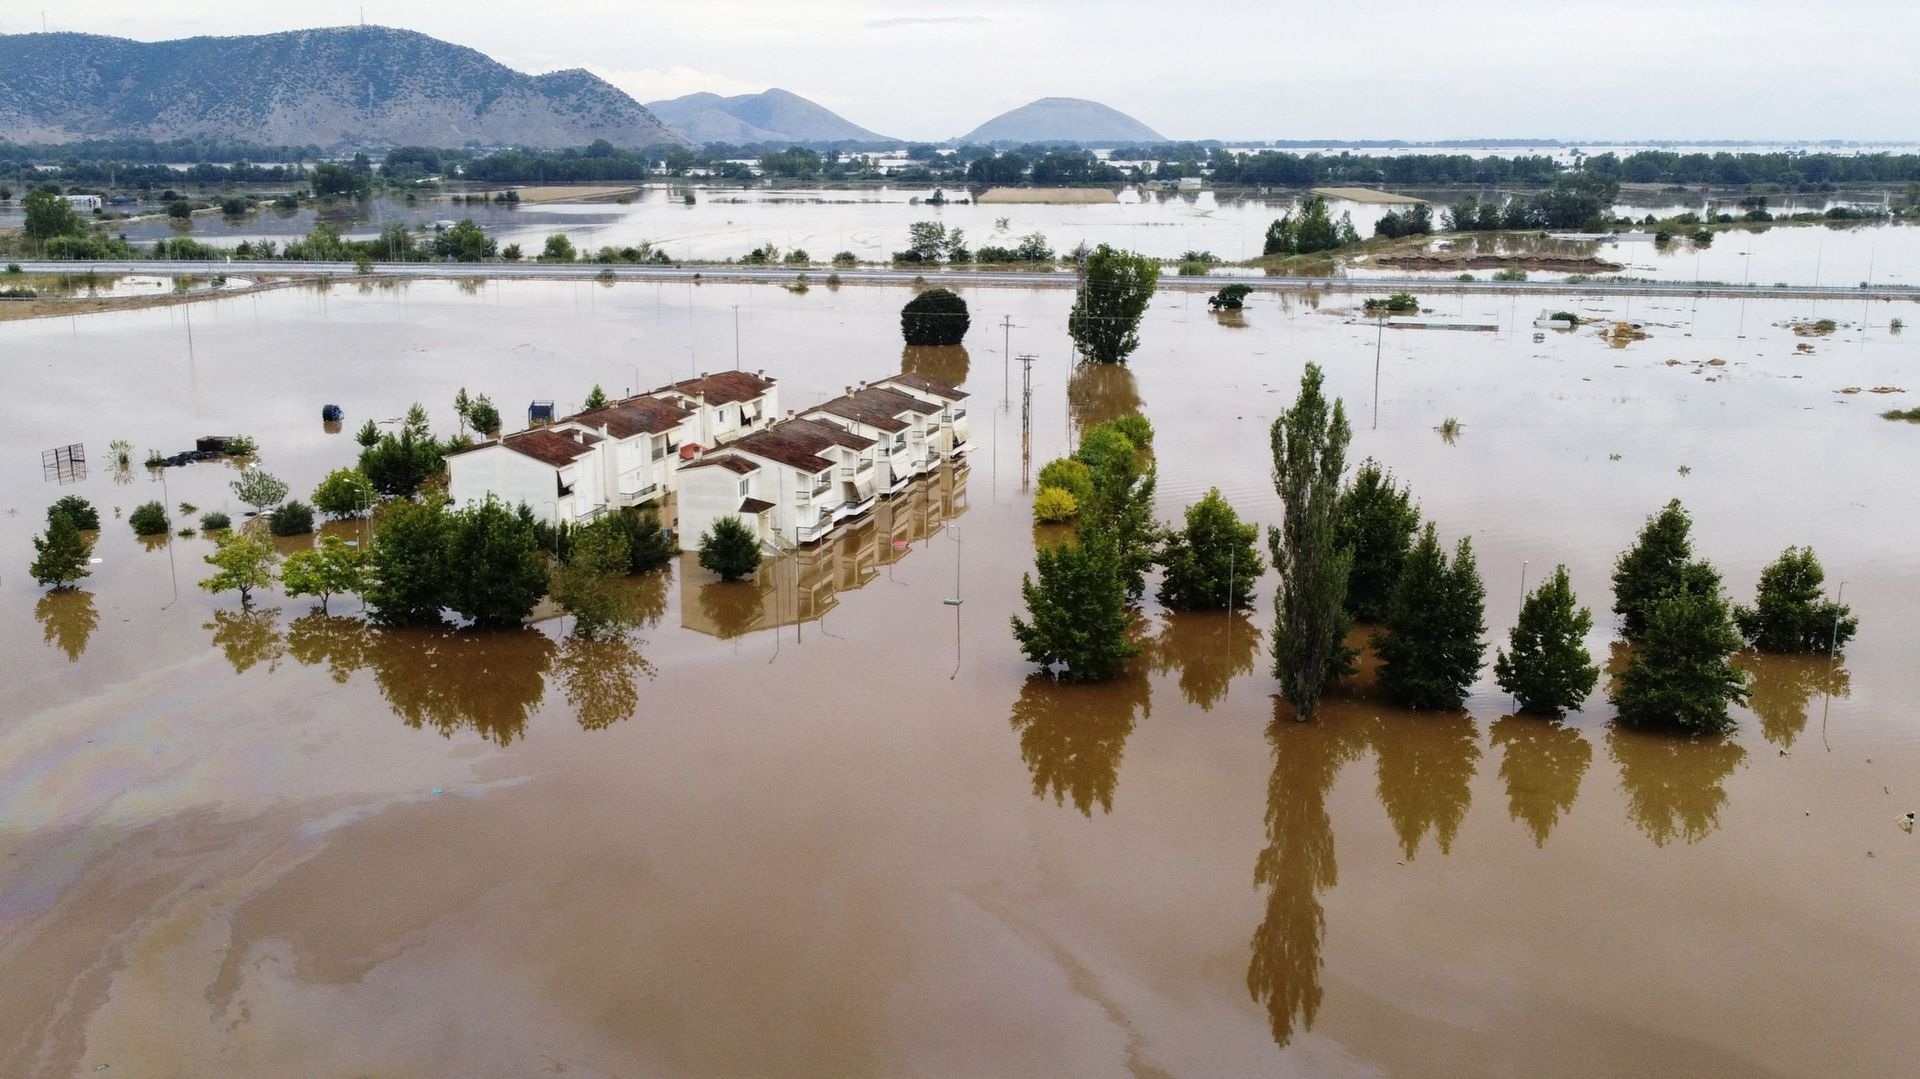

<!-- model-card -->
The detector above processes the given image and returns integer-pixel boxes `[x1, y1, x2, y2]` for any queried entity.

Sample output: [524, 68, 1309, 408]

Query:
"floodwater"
[1, 276, 1917, 1076]
[89, 183, 1920, 286]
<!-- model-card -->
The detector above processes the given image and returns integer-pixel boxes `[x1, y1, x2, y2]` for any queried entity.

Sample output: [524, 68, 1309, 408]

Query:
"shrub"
[312, 467, 375, 518]
[698, 516, 763, 581]
[1033, 486, 1079, 523]
[901, 287, 970, 346]
[1157, 488, 1263, 611]
[1733, 546, 1857, 652]
[267, 500, 315, 536]
[30, 512, 90, 588]
[1363, 292, 1419, 314]
[129, 501, 170, 536]
[223, 434, 258, 457]
[1103, 414, 1154, 450]
[1036, 458, 1094, 508]
[1492, 268, 1528, 282]
[48, 494, 101, 531]
[200, 510, 232, 532]
[832, 251, 857, 267]
[1374, 524, 1487, 710]
[1493, 565, 1600, 713]
[1611, 588, 1750, 733]
[1208, 284, 1252, 310]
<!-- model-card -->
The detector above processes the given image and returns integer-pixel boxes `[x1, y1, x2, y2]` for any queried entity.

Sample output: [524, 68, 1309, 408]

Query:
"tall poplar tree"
[1269, 363, 1354, 720]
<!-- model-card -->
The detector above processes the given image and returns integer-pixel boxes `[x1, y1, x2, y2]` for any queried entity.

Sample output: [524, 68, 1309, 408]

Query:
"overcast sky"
[10, 0, 1920, 142]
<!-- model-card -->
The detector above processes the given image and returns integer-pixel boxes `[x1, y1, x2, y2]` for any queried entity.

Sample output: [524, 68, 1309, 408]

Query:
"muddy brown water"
[1, 279, 1916, 1076]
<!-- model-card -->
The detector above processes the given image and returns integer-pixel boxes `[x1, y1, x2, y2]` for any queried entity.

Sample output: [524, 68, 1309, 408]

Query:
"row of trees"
[1261, 195, 1362, 256]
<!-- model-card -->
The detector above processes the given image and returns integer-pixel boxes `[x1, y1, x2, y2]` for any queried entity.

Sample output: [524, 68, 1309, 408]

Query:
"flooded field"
[79, 183, 1920, 286]
[1, 278, 1917, 1076]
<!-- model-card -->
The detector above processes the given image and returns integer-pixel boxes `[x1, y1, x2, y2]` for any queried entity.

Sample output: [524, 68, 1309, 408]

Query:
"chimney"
[787, 409, 796, 420]
[699, 370, 709, 379]
[844, 385, 854, 397]
[857, 380, 867, 391]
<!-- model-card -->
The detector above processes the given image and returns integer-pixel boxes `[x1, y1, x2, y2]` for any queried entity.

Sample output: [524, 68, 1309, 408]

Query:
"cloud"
[579, 64, 767, 105]
[865, 15, 996, 28]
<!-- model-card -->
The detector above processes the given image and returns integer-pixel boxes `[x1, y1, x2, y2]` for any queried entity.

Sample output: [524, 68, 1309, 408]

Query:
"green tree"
[30, 511, 91, 589]
[1036, 457, 1094, 508]
[1074, 423, 1161, 600]
[465, 395, 502, 436]
[432, 218, 496, 261]
[583, 384, 610, 409]
[355, 418, 380, 447]
[47, 494, 101, 531]
[443, 497, 549, 628]
[1334, 458, 1420, 622]
[1157, 488, 1264, 611]
[1375, 525, 1488, 710]
[541, 233, 577, 262]
[365, 498, 451, 625]
[312, 467, 375, 518]
[1493, 565, 1600, 713]
[267, 500, 315, 536]
[359, 424, 445, 498]
[603, 508, 675, 572]
[900, 287, 971, 345]
[129, 501, 170, 536]
[280, 535, 368, 613]
[551, 519, 633, 639]
[698, 516, 763, 581]
[1612, 499, 1715, 642]
[1269, 363, 1354, 720]
[1263, 215, 1295, 256]
[1011, 521, 1138, 682]
[231, 467, 290, 513]
[1612, 588, 1751, 734]
[22, 189, 83, 242]
[1733, 546, 1858, 652]
[1067, 243, 1160, 364]
[1033, 486, 1079, 523]
[1292, 196, 1342, 253]
[199, 531, 279, 607]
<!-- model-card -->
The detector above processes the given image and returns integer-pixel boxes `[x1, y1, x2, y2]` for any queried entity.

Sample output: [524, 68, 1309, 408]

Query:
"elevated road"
[11, 260, 1918, 303]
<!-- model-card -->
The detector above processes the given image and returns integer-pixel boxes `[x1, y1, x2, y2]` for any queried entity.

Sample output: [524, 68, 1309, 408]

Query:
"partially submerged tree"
[1494, 565, 1600, 714]
[1269, 363, 1354, 720]
[604, 508, 676, 573]
[901, 288, 971, 345]
[1012, 521, 1137, 682]
[1375, 524, 1487, 710]
[1157, 488, 1264, 611]
[443, 497, 549, 629]
[231, 467, 290, 514]
[199, 531, 280, 608]
[312, 467, 376, 518]
[267, 500, 315, 536]
[1068, 243, 1159, 364]
[365, 498, 451, 625]
[281, 535, 368, 614]
[1334, 458, 1419, 623]
[128, 501, 170, 536]
[1613, 499, 1713, 642]
[1612, 586, 1751, 734]
[1074, 421, 1161, 600]
[30, 511, 91, 589]
[698, 516, 763, 581]
[1733, 546, 1858, 653]
[47, 495, 101, 531]
[551, 518, 634, 639]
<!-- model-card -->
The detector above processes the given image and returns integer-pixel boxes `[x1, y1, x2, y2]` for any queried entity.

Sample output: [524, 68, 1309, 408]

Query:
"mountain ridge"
[0, 27, 684, 149]
[961, 97, 1166, 145]
[645, 88, 893, 145]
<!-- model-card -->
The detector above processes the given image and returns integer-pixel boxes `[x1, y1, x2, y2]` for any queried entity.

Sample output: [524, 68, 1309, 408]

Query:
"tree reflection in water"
[1488, 715, 1592, 847]
[1248, 704, 1365, 1048]
[1737, 653, 1850, 750]
[1142, 610, 1259, 711]
[1607, 725, 1746, 846]
[900, 344, 970, 388]
[205, 606, 288, 674]
[35, 589, 99, 662]
[612, 566, 671, 630]
[285, 612, 372, 683]
[1007, 670, 1151, 816]
[556, 635, 655, 731]
[694, 575, 769, 641]
[1369, 710, 1480, 859]
[366, 627, 554, 746]
[1067, 362, 1142, 439]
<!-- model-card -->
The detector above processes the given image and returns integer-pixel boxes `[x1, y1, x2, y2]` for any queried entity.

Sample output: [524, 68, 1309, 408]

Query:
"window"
[740, 479, 750, 497]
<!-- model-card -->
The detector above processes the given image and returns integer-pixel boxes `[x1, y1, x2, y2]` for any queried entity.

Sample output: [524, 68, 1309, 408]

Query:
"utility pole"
[1001, 314, 1013, 410]
[1019, 354, 1035, 491]
[732, 304, 741, 370]
[1373, 315, 1383, 430]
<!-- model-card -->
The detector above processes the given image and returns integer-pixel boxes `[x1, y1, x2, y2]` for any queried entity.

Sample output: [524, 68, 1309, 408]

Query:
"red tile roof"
[680, 454, 759, 475]
[729, 418, 875, 474]
[879, 372, 969, 401]
[652, 370, 777, 406]
[804, 385, 937, 432]
[739, 497, 776, 515]
[573, 398, 692, 438]
[495, 427, 601, 467]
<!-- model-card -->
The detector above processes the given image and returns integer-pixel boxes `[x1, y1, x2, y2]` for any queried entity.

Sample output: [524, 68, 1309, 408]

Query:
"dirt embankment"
[1375, 253, 1625, 274]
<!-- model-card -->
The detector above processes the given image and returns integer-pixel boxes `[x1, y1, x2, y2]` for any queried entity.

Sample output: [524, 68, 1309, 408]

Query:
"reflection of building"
[680, 464, 968, 638]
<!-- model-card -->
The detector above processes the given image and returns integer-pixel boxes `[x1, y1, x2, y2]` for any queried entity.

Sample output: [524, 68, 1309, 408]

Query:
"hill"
[646, 88, 892, 145]
[0, 27, 684, 149]
[961, 98, 1166, 145]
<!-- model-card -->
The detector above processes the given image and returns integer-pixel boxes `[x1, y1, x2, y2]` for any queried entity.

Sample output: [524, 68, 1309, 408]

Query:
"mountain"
[646, 88, 893, 145]
[0, 27, 684, 149]
[960, 97, 1166, 145]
